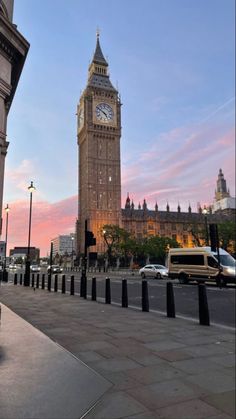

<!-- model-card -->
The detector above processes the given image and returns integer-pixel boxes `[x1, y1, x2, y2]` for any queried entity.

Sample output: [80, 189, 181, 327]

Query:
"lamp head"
[28, 181, 36, 193]
[5, 204, 10, 213]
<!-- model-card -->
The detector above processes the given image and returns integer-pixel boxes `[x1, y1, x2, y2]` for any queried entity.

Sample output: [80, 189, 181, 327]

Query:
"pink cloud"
[121, 123, 235, 210]
[2, 196, 77, 257]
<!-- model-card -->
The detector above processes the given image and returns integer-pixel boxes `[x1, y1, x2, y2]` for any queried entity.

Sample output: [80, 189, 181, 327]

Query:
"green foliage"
[139, 236, 180, 264]
[101, 224, 181, 265]
[218, 221, 236, 254]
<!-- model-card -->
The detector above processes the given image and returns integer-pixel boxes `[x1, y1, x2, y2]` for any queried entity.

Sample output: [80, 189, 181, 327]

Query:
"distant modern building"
[212, 169, 236, 215]
[0, 1, 29, 234]
[51, 234, 75, 256]
[9, 247, 40, 262]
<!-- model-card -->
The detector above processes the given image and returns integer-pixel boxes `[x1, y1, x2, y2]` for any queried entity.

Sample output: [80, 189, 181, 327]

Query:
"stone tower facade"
[77, 34, 121, 254]
[215, 168, 230, 201]
[0, 0, 29, 234]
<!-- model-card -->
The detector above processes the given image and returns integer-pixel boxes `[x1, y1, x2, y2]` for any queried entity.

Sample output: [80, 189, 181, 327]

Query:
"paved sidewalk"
[0, 284, 235, 418]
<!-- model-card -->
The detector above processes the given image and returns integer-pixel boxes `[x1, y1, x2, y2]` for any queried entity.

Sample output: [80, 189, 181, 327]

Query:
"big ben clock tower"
[77, 33, 121, 255]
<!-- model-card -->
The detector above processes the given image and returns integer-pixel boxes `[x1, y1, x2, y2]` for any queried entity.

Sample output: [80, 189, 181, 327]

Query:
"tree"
[145, 236, 181, 265]
[218, 221, 236, 255]
[101, 225, 131, 266]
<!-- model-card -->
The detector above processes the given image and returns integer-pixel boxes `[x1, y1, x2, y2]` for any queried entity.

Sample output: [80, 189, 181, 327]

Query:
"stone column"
[0, 57, 11, 234]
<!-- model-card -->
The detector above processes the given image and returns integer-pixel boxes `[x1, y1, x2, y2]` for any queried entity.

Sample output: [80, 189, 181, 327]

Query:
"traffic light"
[209, 224, 219, 252]
[85, 230, 96, 247]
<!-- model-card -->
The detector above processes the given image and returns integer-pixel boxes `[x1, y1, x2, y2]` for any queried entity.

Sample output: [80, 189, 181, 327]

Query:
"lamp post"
[71, 236, 74, 269]
[202, 206, 209, 246]
[24, 181, 36, 286]
[3, 204, 10, 281]
[49, 240, 53, 275]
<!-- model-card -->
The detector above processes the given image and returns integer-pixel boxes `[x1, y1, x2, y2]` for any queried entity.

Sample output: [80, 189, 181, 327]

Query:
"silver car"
[139, 264, 168, 279]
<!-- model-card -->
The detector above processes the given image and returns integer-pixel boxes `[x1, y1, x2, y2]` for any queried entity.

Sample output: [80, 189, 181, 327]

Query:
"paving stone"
[211, 352, 236, 368]
[125, 412, 158, 419]
[155, 350, 193, 362]
[202, 390, 236, 417]
[127, 353, 168, 366]
[127, 380, 201, 410]
[184, 343, 231, 357]
[185, 371, 235, 393]
[144, 340, 186, 352]
[156, 398, 224, 418]
[77, 351, 107, 362]
[91, 358, 141, 373]
[100, 371, 141, 391]
[127, 364, 186, 385]
[171, 357, 227, 374]
[85, 391, 148, 419]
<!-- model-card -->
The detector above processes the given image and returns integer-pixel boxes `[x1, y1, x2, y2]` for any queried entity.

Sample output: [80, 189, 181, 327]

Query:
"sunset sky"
[2, 0, 235, 256]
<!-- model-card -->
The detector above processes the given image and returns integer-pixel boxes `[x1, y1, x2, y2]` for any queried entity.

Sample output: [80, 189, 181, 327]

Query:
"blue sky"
[3, 0, 235, 254]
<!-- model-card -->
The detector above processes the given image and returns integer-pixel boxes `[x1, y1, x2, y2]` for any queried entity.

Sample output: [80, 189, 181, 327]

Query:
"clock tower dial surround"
[77, 34, 122, 254]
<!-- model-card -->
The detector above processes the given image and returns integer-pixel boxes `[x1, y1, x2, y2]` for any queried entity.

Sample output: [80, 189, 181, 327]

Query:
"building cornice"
[0, 13, 30, 111]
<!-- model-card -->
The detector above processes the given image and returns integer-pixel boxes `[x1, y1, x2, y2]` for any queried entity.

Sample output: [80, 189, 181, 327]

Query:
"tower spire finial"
[96, 27, 100, 39]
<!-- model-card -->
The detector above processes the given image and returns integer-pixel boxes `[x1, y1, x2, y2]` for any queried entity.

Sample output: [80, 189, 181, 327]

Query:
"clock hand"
[98, 107, 108, 117]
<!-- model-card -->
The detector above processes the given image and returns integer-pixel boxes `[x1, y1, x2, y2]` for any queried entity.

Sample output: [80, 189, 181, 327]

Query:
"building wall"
[9, 247, 40, 261]
[0, 2, 29, 235]
[52, 234, 75, 256]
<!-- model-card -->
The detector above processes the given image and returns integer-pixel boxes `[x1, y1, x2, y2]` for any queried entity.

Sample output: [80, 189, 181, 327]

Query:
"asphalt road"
[5, 269, 236, 328]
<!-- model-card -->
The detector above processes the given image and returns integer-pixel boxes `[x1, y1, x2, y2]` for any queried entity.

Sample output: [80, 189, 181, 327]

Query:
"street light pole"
[3, 204, 10, 281]
[203, 206, 209, 246]
[24, 181, 36, 286]
[71, 236, 74, 269]
[49, 240, 53, 275]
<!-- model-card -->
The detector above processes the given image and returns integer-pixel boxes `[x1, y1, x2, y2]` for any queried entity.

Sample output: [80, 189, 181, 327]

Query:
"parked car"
[47, 265, 63, 273]
[30, 265, 41, 272]
[139, 264, 168, 279]
[9, 264, 17, 270]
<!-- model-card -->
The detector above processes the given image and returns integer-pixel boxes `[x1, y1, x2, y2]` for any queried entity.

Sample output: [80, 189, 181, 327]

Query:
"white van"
[167, 247, 236, 285]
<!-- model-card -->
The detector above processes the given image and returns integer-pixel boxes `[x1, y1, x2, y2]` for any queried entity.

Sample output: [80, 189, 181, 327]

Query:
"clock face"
[95, 103, 114, 123]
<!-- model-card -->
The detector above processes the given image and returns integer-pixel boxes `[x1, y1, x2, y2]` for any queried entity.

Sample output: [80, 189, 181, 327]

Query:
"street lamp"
[49, 240, 53, 275]
[24, 181, 36, 286]
[71, 236, 74, 268]
[3, 204, 10, 281]
[202, 206, 209, 246]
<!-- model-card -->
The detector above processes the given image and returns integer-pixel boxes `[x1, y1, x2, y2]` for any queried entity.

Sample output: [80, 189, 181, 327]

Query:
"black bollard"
[198, 284, 210, 326]
[3, 270, 8, 282]
[14, 273, 17, 285]
[31, 274, 35, 288]
[166, 282, 175, 318]
[142, 280, 149, 312]
[80, 274, 84, 297]
[70, 275, 74, 295]
[84, 275, 87, 300]
[20, 273, 23, 285]
[36, 274, 39, 289]
[105, 277, 111, 304]
[42, 274, 45, 289]
[61, 275, 66, 294]
[54, 274, 58, 292]
[47, 274, 51, 292]
[91, 277, 97, 301]
[122, 279, 128, 308]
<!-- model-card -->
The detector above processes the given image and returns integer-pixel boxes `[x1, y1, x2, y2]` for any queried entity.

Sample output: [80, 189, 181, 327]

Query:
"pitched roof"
[92, 36, 108, 66]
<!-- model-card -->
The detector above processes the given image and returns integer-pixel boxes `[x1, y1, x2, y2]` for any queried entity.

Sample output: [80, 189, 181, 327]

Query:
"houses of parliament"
[77, 34, 235, 256]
